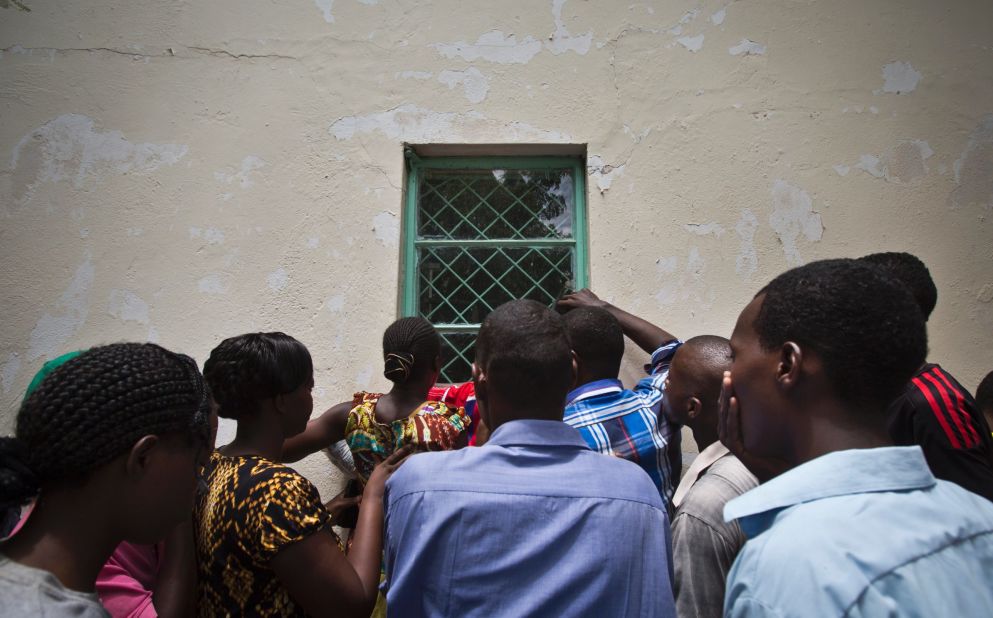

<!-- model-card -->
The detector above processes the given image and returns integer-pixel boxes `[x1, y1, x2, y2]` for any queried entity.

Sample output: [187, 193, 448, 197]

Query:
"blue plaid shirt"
[564, 340, 682, 505]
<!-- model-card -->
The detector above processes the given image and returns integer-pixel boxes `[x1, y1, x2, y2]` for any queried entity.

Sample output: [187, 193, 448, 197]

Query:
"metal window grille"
[402, 155, 589, 383]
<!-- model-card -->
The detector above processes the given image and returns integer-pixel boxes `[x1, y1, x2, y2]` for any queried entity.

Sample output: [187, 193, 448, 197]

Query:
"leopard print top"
[194, 452, 337, 617]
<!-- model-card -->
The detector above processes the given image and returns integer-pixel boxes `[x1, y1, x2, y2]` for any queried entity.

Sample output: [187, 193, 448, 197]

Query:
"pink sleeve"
[97, 544, 160, 618]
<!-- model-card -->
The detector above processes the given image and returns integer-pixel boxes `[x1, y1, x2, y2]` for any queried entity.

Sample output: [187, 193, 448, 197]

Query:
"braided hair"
[203, 332, 313, 420]
[382, 317, 440, 384]
[0, 343, 211, 515]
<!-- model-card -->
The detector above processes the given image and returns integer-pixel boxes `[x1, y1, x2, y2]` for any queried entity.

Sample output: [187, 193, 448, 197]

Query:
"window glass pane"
[439, 331, 476, 384]
[418, 169, 574, 240]
[418, 246, 574, 325]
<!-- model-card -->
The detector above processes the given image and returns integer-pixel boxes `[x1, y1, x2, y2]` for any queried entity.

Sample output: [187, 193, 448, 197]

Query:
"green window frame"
[401, 153, 590, 384]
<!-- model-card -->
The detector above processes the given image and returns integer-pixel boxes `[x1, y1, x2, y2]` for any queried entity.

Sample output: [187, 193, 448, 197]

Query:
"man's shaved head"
[681, 336, 733, 381]
[663, 335, 732, 430]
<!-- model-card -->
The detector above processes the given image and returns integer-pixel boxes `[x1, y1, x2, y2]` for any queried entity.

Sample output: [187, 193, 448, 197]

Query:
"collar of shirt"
[565, 379, 624, 407]
[724, 446, 935, 537]
[672, 441, 730, 508]
[486, 418, 592, 450]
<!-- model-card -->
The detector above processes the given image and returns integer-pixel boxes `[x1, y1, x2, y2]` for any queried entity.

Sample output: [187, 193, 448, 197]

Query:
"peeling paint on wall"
[729, 39, 766, 56]
[769, 180, 823, 266]
[882, 140, 933, 184]
[432, 31, 542, 65]
[881, 61, 922, 94]
[373, 211, 399, 247]
[735, 209, 759, 279]
[654, 255, 679, 305]
[654, 247, 712, 310]
[27, 255, 94, 361]
[396, 70, 433, 80]
[853, 140, 933, 184]
[855, 154, 884, 178]
[325, 293, 345, 313]
[437, 68, 490, 104]
[677, 34, 705, 53]
[332, 105, 474, 141]
[951, 115, 993, 209]
[315, 0, 335, 23]
[355, 364, 373, 389]
[267, 268, 289, 292]
[198, 274, 229, 295]
[330, 104, 569, 142]
[214, 155, 266, 189]
[588, 155, 625, 193]
[190, 227, 226, 245]
[711, 9, 726, 25]
[10, 114, 187, 204]
[547, 0, 592, 56]
[108, 289, 150, 324]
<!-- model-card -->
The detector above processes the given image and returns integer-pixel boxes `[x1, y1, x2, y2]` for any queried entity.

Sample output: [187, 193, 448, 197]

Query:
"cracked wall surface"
[1, 0, 992, 496]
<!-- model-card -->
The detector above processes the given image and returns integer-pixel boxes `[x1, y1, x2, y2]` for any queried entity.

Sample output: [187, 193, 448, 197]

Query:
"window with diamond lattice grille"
[401, 155, 589, 384]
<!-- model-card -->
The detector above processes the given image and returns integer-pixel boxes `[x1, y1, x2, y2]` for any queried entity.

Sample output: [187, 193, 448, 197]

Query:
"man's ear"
[471, 362, 487, 402]
[471, 362, 489, 428]
[777, 342, 802, 389]
[432, 355, 442, 373]
[125, 435, 159, 480]
[687, 396, 702, 421]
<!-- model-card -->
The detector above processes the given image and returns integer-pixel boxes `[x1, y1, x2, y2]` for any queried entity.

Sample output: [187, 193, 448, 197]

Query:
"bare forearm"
[602, 303, 677, 354]
[281, 403, 349, 463]
[281, 426, 323, 463]
[153, 519, 197, 618]
[345, 493, 385, 599]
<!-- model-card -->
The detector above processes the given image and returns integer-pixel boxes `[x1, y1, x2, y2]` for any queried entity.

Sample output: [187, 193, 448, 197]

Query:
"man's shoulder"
[388, 444, 664, 510]
[738, 481, 993, 575]
[388, 448, 467, 485]
[679, 457, 757, 524]
[701, 455, 759, 495]
[729, 483, 993, 615]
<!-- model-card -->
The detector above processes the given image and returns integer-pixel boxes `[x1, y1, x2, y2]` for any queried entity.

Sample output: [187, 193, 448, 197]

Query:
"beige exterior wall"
[2, 0, 991, 497]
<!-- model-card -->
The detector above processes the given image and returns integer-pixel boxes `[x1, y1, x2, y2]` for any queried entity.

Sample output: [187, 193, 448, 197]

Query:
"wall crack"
[1, 45, 297, 61]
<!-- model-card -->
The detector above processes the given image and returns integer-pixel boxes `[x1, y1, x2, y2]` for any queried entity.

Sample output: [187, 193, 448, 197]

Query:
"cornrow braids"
[382, 317, 440, 384]
[0, 343, 211, 514]
[203, 332, 313, 420]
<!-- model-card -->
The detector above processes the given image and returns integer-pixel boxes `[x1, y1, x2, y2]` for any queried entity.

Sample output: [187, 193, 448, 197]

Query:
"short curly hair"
[475, 300, 573, 410]
[563, 307, 625, 379]
[1, 343, 211, 513]
[755, 258, 927, 410]
[203, 332, 313, 420]
[859, 252, 938, 320]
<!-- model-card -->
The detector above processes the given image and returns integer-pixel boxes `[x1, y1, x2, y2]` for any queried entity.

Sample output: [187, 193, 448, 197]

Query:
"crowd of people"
[1, 250, 992, 617]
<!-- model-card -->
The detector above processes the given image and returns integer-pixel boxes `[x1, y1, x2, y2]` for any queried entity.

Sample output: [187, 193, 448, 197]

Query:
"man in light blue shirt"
[383, 299, 676, 618]
[720, 259, 993, 617]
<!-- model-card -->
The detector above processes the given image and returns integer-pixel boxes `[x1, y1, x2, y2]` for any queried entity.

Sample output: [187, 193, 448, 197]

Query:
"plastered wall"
[2, 0, 991, 498]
